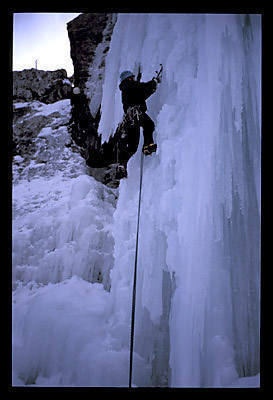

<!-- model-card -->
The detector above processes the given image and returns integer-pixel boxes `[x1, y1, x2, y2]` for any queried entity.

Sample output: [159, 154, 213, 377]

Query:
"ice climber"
[119, 70, 158, 156]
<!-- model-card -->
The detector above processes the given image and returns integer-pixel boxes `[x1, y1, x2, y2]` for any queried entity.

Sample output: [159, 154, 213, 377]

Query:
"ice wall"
[12, 13, 261, 388]
[99, 14, 261, 387]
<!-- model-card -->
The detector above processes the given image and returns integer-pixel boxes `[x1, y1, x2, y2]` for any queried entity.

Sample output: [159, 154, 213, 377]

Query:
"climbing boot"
[116, 164, 128, 179]
[142, 143, 157, 155]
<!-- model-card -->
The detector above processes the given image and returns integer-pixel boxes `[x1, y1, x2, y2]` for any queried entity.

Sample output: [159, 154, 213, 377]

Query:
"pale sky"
[13, 13, 81, 76]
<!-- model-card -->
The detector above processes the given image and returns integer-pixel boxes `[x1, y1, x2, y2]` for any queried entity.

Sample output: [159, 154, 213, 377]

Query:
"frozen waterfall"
[99, 13, 261, 387]
[12, 13, 261, 388]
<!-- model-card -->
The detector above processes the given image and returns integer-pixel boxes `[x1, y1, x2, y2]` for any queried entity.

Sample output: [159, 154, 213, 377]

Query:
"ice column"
[99, 13, 261, 387]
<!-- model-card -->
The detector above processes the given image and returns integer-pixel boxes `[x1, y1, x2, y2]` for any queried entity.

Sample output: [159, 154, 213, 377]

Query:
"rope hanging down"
[129, 150, 144, 388]
[128, 62, 162, 387]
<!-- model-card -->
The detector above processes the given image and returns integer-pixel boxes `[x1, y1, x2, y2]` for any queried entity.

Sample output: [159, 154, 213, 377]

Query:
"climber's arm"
[140, 79, 157, 100]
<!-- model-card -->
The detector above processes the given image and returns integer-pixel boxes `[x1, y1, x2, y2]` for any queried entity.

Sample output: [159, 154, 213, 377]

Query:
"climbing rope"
[128, 63, 162, 387]
[129, 150, 144, 388]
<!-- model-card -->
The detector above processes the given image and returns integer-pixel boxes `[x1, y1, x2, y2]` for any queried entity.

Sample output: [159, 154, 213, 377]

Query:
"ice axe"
[154, 64, 163, 83]
[136, 63, 142, 83]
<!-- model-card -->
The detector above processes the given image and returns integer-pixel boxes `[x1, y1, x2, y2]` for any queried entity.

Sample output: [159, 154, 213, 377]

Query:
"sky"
[13, 13, 81, 76]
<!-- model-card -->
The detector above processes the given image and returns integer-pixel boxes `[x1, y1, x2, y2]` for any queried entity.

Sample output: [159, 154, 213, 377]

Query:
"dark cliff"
[67, 13, 112, 89]
[67, 13, 132, 186]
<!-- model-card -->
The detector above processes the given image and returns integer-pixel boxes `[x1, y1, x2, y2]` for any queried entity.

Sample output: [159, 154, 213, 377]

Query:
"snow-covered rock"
[12, 99, 83, 183]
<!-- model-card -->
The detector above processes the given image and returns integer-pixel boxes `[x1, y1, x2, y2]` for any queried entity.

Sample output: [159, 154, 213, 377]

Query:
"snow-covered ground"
[12, 99, 135, 387]
[12, 171, 149, 386]
[12, 14, 261, 388]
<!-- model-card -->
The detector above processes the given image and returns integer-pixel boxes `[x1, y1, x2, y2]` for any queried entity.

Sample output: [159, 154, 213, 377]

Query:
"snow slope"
[12, 100, 131, 386]
[12, 99, 150, 388]
[12, 14, 261, 388]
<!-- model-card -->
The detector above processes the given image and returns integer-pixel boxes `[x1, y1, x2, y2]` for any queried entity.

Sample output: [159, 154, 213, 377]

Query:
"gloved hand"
[151, 78, 158, 92]
[137, 70, 142, 82]
[152, 77, 159, 84]
[154, 64, 163, 83]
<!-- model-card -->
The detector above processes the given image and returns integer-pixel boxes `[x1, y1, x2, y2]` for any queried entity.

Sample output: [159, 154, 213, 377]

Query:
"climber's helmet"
[73, 87, 81, 95]
[120, 70, 135, 83]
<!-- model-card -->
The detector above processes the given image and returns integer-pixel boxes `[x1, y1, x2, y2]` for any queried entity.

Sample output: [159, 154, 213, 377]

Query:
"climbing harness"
[129, 150, 144, 388]
[116, 105, 141, 164]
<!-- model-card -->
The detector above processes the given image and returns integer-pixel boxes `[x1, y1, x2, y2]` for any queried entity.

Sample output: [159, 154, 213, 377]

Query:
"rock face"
[67, 13, 112, 88]
[12, 100, 87, 184]
[67, 13, 127, 186]
[13, 68, 72, 103]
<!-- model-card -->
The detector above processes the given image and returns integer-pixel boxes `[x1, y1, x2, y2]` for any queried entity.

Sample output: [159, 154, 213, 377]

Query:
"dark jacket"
[119, 78, 157, 113]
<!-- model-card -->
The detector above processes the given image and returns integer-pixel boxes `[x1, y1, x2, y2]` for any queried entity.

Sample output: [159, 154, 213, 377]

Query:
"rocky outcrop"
[12, 100, 87, 184]
[13, 68, 72, 103]
[67, 13, 127, 185]
[67, 13, 106, 85]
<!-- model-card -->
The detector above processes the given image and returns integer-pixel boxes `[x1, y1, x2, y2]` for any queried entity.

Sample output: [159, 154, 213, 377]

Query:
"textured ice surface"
[12, 14, 261, 388]
[99, 13, 261, 387]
